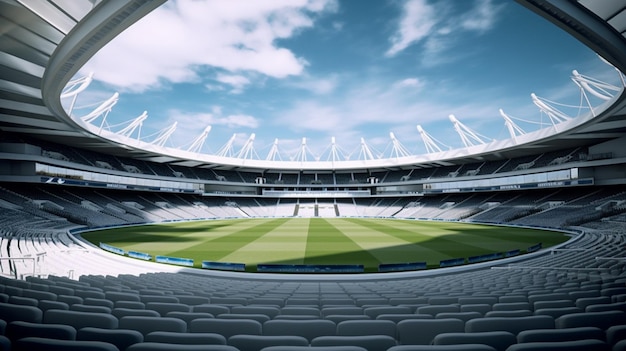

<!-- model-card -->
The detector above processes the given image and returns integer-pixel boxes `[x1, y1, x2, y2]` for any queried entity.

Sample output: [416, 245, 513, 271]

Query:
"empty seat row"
[4, 325, 626, 351]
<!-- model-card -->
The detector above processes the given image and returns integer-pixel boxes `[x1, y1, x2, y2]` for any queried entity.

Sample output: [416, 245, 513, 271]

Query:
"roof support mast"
[389, 132, 411, 158]
[327, 137, 344, 162]
[80, 93, 119, 124]
[216, 134, 237, 157]
[237, 133, 258, 159]
[117, 111, 147, 139]
[571, 70, 620, 101]
[571, 69, 621, 117]
[150, 122, 177, 147]
[449, 114, 486, 147]
[80, 92, 119, 134]
[417, 125, 444, 153]
[499, 109, 526, 142]
[186, 126, 212, 153]
[357, 138, 375, 161]
[293, 137, 314, 162]
[266, 139, 282, 161]
[531, 93, 571, 129]
[61, 72, 93, 116]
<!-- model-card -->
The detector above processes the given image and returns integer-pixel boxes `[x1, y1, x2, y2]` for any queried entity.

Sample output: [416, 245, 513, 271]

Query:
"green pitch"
[81, 218, 569, 272]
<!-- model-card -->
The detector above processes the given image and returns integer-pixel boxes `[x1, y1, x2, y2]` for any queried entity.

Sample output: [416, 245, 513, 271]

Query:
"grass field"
[81, 218, 569, 272]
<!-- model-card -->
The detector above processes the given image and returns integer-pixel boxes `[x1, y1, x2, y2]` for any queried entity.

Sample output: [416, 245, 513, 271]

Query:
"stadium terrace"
[1, 1, 626, 350]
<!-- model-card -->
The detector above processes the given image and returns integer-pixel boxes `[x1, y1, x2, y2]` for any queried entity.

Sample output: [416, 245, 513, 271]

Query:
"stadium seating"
[76, 327, 144, 351]
[1, 139, 626, 351]
[2, 0, 626, 349]
[0, 227, 624, 350]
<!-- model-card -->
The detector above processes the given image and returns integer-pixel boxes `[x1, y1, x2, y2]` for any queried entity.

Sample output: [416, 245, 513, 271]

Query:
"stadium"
[1, 0, 626, 350]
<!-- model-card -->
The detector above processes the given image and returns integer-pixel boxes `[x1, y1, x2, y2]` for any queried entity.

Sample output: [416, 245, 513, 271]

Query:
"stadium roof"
[1, 0, 626, 172]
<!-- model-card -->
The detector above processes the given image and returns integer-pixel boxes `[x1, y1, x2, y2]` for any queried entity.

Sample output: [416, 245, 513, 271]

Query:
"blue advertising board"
[202, 261, 246, 272]
[156, 255, 194, 267]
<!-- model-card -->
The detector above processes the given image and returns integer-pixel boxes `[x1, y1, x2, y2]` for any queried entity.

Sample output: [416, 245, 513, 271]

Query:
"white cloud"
[172, 111, 259, 129]
[288, 74, 340, 95]
[161, 109, 257, 146]
[270, 76, 514, 153]
[219, 114, 259, 128]
[386, 0, 504, 60]
[81, 0, 338, 92]
[386, 0, 437, 57]
[215, 74, 251, 94]
[204, 84, 225, 92]
[393, 77, 425, 90]
[332, 21, 344, 31]
[461, 0, 502, 32]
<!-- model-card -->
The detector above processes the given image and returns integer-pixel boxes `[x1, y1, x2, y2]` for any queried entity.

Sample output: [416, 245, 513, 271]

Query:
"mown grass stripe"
[83, 219, 258, 254]
[219, 217, 309, 265]
[367, 218, 566, 248]
[304, 218, 380, 266]
[151, 219, 267, 254]
[329, 218, 442, 264]
[165, 218, 290, 262]
[343, 218, 521, 260]
[372, 219, 563, 245]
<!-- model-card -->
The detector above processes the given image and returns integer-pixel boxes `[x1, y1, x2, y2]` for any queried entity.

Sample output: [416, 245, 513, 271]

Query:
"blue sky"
[74, 0, 621, 161]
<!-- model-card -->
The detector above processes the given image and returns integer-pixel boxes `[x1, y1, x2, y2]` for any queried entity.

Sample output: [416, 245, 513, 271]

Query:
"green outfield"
[81, 218, 570, 272]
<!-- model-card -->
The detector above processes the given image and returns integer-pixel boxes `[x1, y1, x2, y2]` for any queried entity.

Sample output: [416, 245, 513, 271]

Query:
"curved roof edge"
[1, 0, 626, 172]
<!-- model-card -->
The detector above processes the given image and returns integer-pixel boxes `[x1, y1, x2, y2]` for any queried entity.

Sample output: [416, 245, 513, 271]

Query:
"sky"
[71, 0, 623, 161]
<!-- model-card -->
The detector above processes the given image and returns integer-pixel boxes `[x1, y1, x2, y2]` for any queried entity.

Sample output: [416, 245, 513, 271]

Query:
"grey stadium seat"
[145, 301, 190, 316]
[387, 345, 496, 351]
[261, 347, 368, 351]
[231, 305, 281, 318]
[417, 305, 460, 316]
[321, 306, 364, 317]
[397, 318, 465, 345]
[228, 335, 309, 351]
[190, 318, 262, 338]
[311, 335, 397, 351]
[465, 315, 554, 335]
[77, 327, 144, 351]
[43, 310, 118, 329]
[145, 331, 226, 345]
[376, 313, 433, 323]
[165, 311, 214, 326]
[364, 306, 412, 318]
[193, 304, 230, 315]
[113, 308, 160, 319]
[433, 331, 516, 351]
[13, 337, 119, 351]
[504, 339, 610, 351]
[516, 326, 605, 343]
[554, 310, 626, 329]
[533, 306, 582, 319]
[263, 319, 336, 342]
[5, 321, 76, 342]
[217, 313, 271, 324]
[127, 343, 239, 351]
[336, 319, 396, 337]
[607, 324, 626, 347]
[70, 304, 112, 314]
[326, 315, 372, 323]
[0, 302, 42, 323]
[119, 316, 187, 336]
[485, 310, 533, 317]
[37, 300, 69, 312]
[436, 311, 482, 322]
